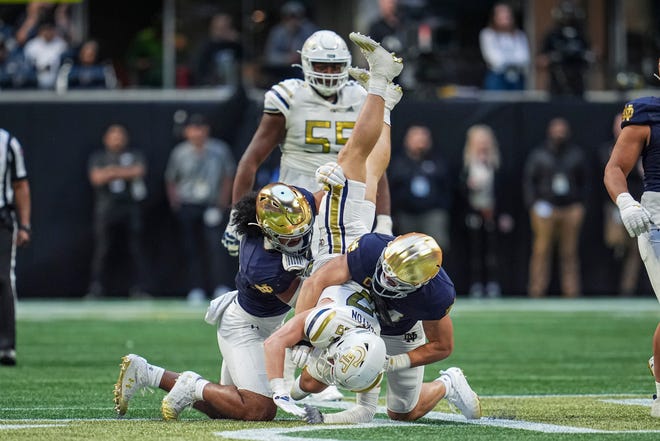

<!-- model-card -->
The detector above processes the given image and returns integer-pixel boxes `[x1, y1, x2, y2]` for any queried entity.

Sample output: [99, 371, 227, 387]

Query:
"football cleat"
[0, 349, 16, 366]
[348, 32, 403, 82]
[652, 398, 660, 418]
[113, 354, 149, 416]
[439, 367, 482, 420]
[348, 67, 402, 110]
[161, 371, 201, 421]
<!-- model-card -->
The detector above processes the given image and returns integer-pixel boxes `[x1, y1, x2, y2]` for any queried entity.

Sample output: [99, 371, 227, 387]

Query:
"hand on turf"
[303, 404, 324, 424]
[616, 192, 652, 237]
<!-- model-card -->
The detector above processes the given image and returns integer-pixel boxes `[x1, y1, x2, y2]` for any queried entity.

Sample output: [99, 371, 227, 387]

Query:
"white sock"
[368, 73, 388, 98]
[437, 373, 453, 399]
[290, 375, 310, 400]
[655, 382, 660, 399]
[194, 379, 210, 401]
[147, 364, 165, 388]
[383, 108, 391, 126]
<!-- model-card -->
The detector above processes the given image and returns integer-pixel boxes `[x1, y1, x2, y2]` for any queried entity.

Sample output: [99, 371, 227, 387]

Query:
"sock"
[436, 372, 453, 399]
[383, 108, 391, 126]
[194, 379, 210, 401]
[368, 73, 388, 98]
[290, 375, 310, 400]
[656, 382, 660, 400]
[147, 364, 165, 388]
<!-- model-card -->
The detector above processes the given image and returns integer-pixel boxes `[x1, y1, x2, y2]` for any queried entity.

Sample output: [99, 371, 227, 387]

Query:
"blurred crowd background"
[0, 0, 658, 95]
[1, 0, 660, 300]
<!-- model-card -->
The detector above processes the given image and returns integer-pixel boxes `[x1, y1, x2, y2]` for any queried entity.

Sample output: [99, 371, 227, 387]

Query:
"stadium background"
[0, 0, 659, 298]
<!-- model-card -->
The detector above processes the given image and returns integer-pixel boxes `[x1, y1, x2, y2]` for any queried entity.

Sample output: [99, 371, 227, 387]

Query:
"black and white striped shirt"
[0, 129, 28, 209]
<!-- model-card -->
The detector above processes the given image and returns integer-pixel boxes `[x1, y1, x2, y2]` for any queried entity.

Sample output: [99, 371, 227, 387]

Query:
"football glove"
[315, 162, 346, 189]
[290, 343, 311, 369]
[303, 404, 324, 424]
[616, 192, 652, 237]
[270, 378, 306, 418]
[221, 208, 242, 256]
[383, 353, 411, 372]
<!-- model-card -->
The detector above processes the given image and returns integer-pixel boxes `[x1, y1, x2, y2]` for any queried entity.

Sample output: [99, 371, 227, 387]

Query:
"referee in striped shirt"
[0, 129, 31, 366]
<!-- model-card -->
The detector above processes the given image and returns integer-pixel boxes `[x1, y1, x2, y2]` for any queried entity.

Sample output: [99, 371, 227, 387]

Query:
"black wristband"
[18, 224, 31, 234]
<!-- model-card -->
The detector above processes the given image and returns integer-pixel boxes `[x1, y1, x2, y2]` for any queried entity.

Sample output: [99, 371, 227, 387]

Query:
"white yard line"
[14, 298, 660, 321]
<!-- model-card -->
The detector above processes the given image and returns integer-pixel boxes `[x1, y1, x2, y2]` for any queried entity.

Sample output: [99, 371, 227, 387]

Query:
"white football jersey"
[303, 282, 380, 349]
[264, 79, 367, 191]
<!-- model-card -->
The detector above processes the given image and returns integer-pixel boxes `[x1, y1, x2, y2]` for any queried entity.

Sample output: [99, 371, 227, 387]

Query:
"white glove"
[270, 378, 306, 418]
[316, 162, 346, 189]
[221, 208, 242, 256]
[383, 353, 411, 372]
[290, 344, 311, 369]
[616, 192, 652, 237]
[373, 214, 393, 235]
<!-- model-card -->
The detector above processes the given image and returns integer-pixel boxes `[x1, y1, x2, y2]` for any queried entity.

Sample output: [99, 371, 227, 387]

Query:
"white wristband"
[269, 378, 288, 396]
[615, 192, 634, 208]
[387, 353, 411, 372]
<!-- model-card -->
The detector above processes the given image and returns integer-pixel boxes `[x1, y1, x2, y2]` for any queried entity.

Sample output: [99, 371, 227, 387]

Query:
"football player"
[113, 31, 403, 422]
[264, 282, 387, 422]
[222, 29, 397, 402]
[296, 229, 482, 422]
[223, 29, 394, 257]
[113, 182, 317, 421]
[604, 57, 660, 418]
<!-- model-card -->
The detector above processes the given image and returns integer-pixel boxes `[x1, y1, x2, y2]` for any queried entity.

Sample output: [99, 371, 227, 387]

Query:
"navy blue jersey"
[346, 233, 456, 335]
[621, 97, 660, 192]
[234, 186, 316, 317]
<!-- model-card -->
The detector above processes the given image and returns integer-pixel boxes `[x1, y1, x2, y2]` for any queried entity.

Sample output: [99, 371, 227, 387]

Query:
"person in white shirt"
[23, 21, 68, 89]
[479, 2, 529, 91]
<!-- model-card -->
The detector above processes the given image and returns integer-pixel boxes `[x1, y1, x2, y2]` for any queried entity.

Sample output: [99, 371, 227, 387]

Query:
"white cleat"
[161, 371, 201, 420]
[652, 398, 660, 417]
[348, 67, 403, 110]
[439, 367, 482, 420]
[311, 385, 344, 402]
[113, 354, 149, 416]
[348, 32, 403, 82]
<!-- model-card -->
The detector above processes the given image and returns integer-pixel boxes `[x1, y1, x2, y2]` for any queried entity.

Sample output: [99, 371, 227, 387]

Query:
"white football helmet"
[299, 30, 351, 96]
[313, 327, 386, 392]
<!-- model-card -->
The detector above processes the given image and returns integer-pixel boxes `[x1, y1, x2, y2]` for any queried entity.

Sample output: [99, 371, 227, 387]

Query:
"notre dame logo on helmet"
[622, 104, 634, 122]
[254, 283, 273, 294]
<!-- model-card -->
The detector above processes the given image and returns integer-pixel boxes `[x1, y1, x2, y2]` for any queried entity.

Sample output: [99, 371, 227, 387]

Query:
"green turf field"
[1, 298, 659, 440]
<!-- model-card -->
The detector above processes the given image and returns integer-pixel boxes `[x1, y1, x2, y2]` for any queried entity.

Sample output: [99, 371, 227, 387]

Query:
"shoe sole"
[349, 33, 403, 65]
[113, 355, 135, 416]
[161, 400, 179, 421]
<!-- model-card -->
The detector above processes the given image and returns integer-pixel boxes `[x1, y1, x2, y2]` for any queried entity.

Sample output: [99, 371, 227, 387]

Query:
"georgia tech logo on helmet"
[622, 104, 634, 122]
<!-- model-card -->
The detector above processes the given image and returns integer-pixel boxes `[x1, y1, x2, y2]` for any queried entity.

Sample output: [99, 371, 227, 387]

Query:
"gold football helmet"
[255, 183, 314, 256]
[372, 232, 443, 298]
